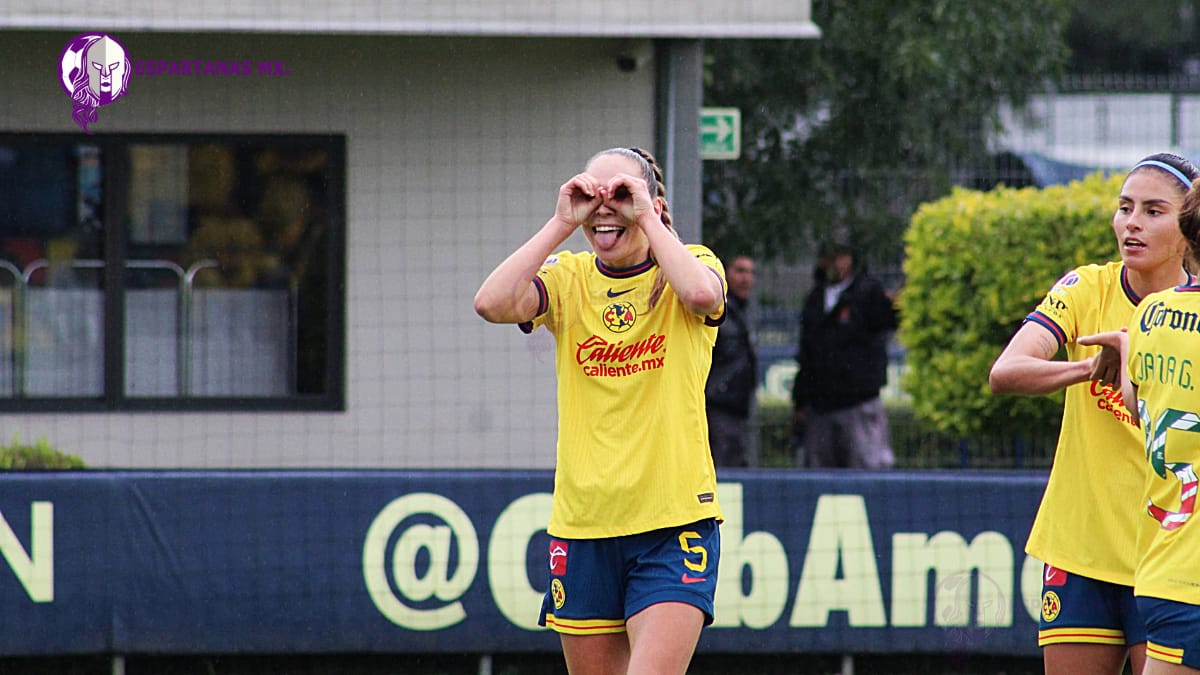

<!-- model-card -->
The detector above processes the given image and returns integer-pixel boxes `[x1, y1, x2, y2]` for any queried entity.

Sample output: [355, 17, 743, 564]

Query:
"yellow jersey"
[1023, 261, 1145, 585]
[1127, 283, 1200, 604]
[523, 245, 726, 538]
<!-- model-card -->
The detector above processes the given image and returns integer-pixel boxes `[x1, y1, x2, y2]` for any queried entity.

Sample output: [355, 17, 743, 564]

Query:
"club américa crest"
[602, 301, 636, 333]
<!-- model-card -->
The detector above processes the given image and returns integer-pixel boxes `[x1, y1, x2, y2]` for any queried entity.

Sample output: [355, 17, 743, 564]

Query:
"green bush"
[898, 171, 1124, 437]
[756, 401, 796, 468]
[0, 435, 85, 470]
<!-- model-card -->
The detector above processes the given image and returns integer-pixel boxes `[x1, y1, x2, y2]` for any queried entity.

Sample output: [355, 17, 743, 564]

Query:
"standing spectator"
[706, 254, 758, 467]
[792, 236, 898, 469]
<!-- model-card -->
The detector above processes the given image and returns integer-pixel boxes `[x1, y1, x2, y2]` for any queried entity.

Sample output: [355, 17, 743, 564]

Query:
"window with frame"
[0, 133, 345, 411]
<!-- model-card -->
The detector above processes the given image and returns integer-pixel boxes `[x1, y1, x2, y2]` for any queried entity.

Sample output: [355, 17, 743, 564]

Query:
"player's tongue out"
[593, 226, 623, 250]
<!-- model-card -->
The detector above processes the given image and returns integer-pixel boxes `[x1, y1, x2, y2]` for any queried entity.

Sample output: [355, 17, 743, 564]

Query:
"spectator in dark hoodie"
[792, 236, 897, 469]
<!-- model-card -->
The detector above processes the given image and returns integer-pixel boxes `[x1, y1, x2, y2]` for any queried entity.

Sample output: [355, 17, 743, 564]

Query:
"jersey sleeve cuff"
[518, 276, 550, 334]
[1024, 311, 1067, 348]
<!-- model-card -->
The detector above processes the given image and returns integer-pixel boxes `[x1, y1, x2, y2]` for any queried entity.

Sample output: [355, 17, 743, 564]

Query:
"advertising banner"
[0, 470, 1046, 655]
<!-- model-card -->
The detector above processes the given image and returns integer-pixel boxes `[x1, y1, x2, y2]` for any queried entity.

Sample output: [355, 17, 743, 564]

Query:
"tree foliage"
[1066, 1, 1200, 73]
[702, 0, 1073, 270]
[898, 172, 1122, 436]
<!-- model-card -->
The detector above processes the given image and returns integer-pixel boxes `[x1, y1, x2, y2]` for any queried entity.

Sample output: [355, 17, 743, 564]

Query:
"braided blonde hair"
[589, 147, 677, 310]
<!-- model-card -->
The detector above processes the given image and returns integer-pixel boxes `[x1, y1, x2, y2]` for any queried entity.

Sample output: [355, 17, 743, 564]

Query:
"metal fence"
[0, 258, 293, 398]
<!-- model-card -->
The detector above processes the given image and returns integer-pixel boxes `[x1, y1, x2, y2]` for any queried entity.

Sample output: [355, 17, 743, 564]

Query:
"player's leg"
[539, 536, 628, 674]
[1043, 643, 1129, 675]
[622, 519, 720, 675]
[1131, 642, 1149, 675]
[560, 633, 630, 675]
[625, 601, 705, 675]
[1144, 661, 1200, 675]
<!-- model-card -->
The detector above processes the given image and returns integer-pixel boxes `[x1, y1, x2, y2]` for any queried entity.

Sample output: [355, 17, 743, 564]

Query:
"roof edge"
[0, 16, 821, 39]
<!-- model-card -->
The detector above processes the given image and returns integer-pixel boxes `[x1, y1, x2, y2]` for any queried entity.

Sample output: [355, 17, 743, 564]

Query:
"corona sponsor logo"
[1140, 300, 1200, 336]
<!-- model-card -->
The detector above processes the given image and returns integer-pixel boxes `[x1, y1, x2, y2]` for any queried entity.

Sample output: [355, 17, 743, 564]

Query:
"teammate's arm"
[989, 322, 1097, 396]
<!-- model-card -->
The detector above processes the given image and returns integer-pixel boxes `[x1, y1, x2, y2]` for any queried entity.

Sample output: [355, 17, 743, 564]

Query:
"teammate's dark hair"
[1128, 153, 1200, 195]
[1178, 181, 1200, 272]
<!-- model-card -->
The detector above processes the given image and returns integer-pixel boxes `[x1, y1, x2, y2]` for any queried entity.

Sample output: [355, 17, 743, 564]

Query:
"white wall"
[0, 30, 657, 469]
[995, 92, 1200, 168]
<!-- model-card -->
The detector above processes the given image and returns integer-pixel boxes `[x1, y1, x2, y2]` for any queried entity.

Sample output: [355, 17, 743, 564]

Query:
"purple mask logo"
[59, 33, 131, 134]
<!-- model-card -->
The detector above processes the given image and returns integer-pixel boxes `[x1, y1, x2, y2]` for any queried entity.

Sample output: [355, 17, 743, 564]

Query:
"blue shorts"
[538, 519, 720, 635]
[1038, 564, 1145, 647]
[1138, 597, 1200, 668]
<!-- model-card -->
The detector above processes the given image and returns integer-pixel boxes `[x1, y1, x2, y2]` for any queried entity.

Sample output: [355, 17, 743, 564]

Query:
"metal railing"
[0, 257, 296, 398]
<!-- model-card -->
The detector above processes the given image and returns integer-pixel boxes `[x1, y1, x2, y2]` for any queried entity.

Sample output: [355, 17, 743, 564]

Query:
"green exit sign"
[700, 107, 740, 160]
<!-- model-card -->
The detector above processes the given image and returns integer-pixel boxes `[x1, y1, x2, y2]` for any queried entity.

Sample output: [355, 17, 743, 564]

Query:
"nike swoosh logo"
[681, 574, 707, 584]
[607, 288, 634, 298]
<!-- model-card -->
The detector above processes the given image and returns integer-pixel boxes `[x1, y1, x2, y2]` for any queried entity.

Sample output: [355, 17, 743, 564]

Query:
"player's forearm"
[474, 217, 573, 323]
[643, 220, 723, 314]
[988, 355, 1095, 396]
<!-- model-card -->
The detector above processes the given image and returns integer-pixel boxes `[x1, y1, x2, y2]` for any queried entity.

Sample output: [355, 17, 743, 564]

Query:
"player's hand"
[555, 174, 603, 229]
[601, 173, 656, 226]
[1078, 329, 1127, 388]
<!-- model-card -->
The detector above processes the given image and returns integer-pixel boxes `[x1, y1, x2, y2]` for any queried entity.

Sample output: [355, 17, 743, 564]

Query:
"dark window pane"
[0, 141, 104, 398]
[0, 133, 341, 409]
[124, 139, 333, 398]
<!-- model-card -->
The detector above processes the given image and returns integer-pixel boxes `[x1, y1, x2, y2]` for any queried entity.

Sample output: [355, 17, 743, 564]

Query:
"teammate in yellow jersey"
[990, 153, 1198, 675]
[1085, 175, 1200, 674]
[474, 147, 725, 675]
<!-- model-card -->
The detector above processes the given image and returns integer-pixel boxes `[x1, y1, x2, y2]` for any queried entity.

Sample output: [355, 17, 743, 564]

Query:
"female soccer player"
[989, 153, 1198, 675]
[474, 147, 725, 675]
[1086, 178, 1200, 674]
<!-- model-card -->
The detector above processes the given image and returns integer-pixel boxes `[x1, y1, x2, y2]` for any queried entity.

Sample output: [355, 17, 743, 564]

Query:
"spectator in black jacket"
[792, 238, 898, 469]
[706, 254, 758, 467]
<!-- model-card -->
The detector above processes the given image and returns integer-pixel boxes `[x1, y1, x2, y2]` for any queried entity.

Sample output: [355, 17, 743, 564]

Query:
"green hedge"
[0, 435, 85, 470]
[897, 172, 1124, 437]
